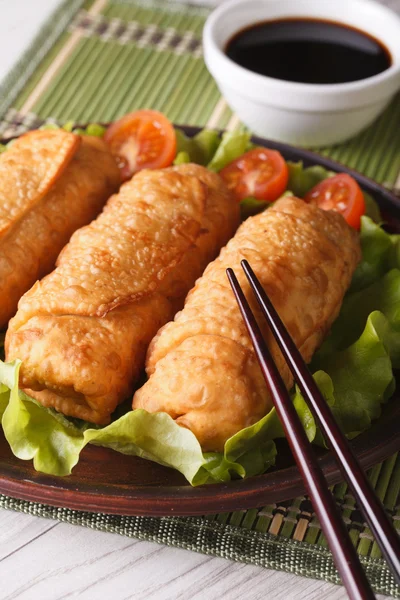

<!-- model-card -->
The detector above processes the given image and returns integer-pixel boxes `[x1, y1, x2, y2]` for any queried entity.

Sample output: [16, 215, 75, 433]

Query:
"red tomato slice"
[219, 148, 289, 202]
[304, 174, 365, 229]
[104, 110, 177, 180]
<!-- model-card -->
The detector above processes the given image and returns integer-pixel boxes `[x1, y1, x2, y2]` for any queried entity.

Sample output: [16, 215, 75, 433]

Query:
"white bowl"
[203, 0, 400, 146]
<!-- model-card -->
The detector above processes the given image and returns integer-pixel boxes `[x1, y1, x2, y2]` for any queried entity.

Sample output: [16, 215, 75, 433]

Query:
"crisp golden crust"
[6, 164, 239, 424]
[0, 130, 80, 236]
[0, 134, 120, 328]
[133, 196, 361, 452]
[16, 300, 172, 424]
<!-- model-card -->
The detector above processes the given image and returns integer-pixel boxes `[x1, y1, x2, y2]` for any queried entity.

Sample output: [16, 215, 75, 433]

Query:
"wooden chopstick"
[226, 266, 375, 600]
[239, 259, 400, 585]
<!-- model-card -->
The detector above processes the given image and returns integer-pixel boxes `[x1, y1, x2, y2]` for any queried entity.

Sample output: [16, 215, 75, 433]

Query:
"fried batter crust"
[0, 130, 79, 236]
[133, 197, 361, 451]
[6, 164, 239, 424]
[0, 132, 120, 327]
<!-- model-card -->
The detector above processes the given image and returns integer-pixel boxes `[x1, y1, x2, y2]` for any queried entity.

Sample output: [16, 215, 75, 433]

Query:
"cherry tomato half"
[104, 110, 177, 180]
[304, 174, 365, 229]
[219, 148, 289, 203]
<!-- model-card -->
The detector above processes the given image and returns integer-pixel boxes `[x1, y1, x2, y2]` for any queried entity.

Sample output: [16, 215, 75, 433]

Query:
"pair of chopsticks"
[227, 260, 400, 600]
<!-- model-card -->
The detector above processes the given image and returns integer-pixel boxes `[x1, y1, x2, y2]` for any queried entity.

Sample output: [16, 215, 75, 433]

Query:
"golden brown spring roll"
[133, 196, 361, 451]
[0, 130, 120, 328]
[6, 164, 239, 424]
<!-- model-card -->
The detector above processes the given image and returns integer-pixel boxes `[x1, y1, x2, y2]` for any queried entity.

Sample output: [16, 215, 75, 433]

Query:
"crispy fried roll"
[133, 196, 361, 451]
[0, 130, 120, 327]
[6, 164, 239, 424]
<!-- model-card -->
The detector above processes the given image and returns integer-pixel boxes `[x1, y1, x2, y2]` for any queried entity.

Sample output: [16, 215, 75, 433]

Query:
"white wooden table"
[0, 2, 397, 599]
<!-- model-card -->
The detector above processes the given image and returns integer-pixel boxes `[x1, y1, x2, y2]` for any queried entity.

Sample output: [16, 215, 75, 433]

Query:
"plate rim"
[0, 123, 399, 516]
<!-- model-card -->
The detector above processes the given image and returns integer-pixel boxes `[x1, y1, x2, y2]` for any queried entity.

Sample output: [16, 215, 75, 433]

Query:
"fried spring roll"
[133, 196, 361, 451]
[6, 164, 239, 424]
[0, 130, 120, 327]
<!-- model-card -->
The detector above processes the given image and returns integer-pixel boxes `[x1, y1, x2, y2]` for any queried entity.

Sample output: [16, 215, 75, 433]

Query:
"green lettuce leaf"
[1, 361, 87, 474]
[351, 217, 400, 291]
[207, 130, 253, 172]
[287, 161, 335, 196]
[174, 128, 221, 166]
[314, 269, 400, 366]
[174, 151, 191, 165]
[312, 311, 395, 439]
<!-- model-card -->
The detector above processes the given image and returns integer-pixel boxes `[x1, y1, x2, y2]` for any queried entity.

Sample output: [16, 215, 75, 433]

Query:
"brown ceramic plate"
[0, 125, 399, 517]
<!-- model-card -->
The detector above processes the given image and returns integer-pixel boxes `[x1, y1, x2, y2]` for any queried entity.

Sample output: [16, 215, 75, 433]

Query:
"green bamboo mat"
[0, 0, 400, 596]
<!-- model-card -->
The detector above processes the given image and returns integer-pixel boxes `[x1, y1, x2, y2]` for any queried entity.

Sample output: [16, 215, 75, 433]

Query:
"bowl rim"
[203, 0, 400, 100]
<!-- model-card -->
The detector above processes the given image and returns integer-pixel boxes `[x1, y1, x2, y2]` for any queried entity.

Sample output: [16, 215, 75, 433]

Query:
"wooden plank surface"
[0, 510, 393, 600]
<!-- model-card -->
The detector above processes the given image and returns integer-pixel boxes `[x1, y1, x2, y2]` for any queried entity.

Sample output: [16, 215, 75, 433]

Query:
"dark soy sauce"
[226, 18, 391, 84]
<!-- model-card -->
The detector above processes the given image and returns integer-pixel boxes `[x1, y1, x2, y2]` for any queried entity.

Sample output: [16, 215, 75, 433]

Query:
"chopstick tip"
[227, 268, 243, 293]
[241, 259, 251, 272]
